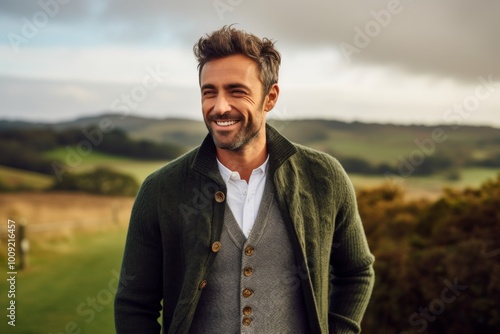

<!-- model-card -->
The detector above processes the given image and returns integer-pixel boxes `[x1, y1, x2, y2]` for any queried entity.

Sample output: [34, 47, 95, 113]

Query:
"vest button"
[198, 279, 207, 290]
[214, 191, 225, 203]
[244, 246, 254, 256]
[211, 241, 222, 253]
[243, 266, 253, 277]
[243, 306, 252, 316]
[242, 317, 252, 326]
[242, 288, 253, 298]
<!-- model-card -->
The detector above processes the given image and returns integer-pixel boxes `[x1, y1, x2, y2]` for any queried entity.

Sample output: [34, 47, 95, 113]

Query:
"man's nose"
[213, 94, 231, 114]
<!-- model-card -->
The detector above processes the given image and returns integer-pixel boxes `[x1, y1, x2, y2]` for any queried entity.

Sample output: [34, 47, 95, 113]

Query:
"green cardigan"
[114, 124, 375, 334]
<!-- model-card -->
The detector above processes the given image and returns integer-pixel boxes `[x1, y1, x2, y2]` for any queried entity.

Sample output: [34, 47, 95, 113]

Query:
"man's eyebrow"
[200, 83, 251, 91]
[201, 83, 216, 91]
[226, 83, 251, 91]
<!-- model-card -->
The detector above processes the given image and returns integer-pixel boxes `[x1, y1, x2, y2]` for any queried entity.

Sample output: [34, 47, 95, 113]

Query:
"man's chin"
[213, 139, 242, 151]
[210, 132, 243, 150]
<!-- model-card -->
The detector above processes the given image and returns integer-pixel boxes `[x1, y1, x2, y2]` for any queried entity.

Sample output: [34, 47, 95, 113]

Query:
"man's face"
[200, 54, 276, 151]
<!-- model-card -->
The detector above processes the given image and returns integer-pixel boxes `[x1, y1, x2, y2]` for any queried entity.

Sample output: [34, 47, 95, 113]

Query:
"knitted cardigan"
[114, 124, 375, 334]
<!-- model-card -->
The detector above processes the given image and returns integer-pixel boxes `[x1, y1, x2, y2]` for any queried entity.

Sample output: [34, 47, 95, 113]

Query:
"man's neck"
[216, 141, 267, 183]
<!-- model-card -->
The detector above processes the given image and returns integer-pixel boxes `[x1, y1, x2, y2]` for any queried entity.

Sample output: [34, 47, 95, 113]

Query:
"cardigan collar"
[191, 123, 297, 183]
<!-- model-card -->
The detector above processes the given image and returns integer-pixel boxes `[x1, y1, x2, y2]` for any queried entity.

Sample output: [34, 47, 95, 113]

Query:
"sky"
[0, 0, 499, 127]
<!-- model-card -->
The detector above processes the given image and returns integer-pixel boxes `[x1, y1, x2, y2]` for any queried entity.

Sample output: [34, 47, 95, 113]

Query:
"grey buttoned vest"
[190, 179, 309, 333]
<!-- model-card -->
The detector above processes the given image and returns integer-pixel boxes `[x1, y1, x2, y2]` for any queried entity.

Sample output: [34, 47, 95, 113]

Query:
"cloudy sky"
[1, 0, 499, 126]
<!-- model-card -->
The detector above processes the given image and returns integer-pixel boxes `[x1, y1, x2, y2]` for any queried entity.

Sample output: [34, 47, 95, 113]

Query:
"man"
[114, 26, 375, 334]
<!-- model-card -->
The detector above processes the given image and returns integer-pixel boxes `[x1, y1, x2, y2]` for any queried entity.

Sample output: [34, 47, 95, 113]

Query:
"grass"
[458, 167, 500, 187]
[318, 138, 412, 164]
[42, 147, 133, 164]
[2, 159, 499, 201]
[0, 166, 53, 190]
[0, 147, 167, 194]
[276, 119, 500, 166]
[42, 147, 169, 182]
[3, 138, 500, 200]
[85, 159, 167, 181]
[0, 229, 128, 334]
[69, 160, 168, 185]
[349, 167, 500, 199]
[46, 142, 497, 196]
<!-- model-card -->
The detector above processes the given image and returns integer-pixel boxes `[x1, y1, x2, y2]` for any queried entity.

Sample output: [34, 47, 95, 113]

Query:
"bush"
[0, 141, 55, 175]
[50, 167, 139, 196]
[360, 175, 500, 333]
[81, 127, 185, 160]
[467, 153, 500, 168]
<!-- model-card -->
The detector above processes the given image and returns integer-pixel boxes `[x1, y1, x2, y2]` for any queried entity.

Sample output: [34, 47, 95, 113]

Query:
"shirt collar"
[216, 154, 269, 183]
[191, 124, 297, 184]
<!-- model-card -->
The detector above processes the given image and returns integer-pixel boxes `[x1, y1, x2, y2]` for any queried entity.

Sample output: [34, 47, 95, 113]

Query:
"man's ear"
[264, 84, 280, 112]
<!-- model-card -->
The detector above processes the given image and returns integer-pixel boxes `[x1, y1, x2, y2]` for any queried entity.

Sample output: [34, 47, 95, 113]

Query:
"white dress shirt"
[216, 155, 269, 238]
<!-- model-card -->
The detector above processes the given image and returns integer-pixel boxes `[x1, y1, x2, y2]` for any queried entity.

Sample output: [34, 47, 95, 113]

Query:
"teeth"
[216, 120, 237, 127]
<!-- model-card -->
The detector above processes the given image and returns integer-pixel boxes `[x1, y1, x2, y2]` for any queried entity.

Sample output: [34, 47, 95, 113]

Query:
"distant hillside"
[0, 114, 179, 132]
[0, 114, 207, 149]
[272, 119, 500, 160]
[2, 113, 500, 176]
[0, 124, 185, 179]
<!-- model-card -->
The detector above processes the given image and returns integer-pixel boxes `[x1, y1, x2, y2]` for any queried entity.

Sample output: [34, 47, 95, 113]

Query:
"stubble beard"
[206, 114, 263, 153]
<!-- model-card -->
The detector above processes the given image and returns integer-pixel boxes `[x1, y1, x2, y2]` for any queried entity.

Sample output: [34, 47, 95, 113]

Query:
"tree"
[51, 167, 139, 196]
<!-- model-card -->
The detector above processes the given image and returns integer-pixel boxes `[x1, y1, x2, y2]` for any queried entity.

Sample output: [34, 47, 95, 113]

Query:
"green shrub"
[361, 175, 500, 333]
[50, 167, 139, 196]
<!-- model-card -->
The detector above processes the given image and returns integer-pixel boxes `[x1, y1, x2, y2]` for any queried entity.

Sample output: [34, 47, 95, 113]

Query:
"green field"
[60, 159, 168, 184]
[350, 167, 500, 198]
[0, 149, 168, 192]
[42, 147, 169, 183]
[2, 152, 500, 199]
[275, 120, 500, 165]
[42, 147, 132, 164]
[34, 145, 500, 197]
[0, 166, 53, 191]
[1, 132, 499, 199]
[1, 116, 499, 197]
[0, 229, 128, 334]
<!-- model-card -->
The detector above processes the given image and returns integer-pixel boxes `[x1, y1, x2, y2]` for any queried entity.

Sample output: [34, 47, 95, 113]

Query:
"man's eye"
[232, 90, 245, 95]
[203, 91, 216, 96]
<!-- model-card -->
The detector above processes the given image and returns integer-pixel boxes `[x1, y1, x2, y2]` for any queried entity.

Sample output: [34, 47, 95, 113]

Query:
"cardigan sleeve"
[328, 158, 375, 334]
[114, 174, 163, 334]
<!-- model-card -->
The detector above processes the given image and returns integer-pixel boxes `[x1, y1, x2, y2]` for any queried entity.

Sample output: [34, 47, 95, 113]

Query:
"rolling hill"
[3, 113, 500, 157]
[1, 113, 499, 196]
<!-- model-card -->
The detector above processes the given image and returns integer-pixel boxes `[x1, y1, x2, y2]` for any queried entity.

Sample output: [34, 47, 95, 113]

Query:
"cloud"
[226, 0, 500, 83]
[0, 45, 197, 85]
[2, 0, 500, 81]
[2, 0, 499, 83]
[0, 1, 498, 126]
[1, 66, 498, 127]
[0, 75, 201, 122]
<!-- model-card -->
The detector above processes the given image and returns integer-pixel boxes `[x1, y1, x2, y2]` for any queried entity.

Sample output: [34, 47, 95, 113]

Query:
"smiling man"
[200, 53, 276, 180]
[114, 26, 375, 334]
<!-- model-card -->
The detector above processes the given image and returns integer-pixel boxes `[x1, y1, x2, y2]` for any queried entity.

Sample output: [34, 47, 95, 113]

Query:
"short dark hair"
[193, 25, 281, 94]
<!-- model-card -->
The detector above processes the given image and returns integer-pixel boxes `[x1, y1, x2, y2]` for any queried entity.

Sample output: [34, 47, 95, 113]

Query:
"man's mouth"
[215, 120, 239, 127]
